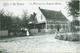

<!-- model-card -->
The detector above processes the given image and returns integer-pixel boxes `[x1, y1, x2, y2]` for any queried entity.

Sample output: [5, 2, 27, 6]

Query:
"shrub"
[70, 20, 80, 32]
[55, 32, 80, 41]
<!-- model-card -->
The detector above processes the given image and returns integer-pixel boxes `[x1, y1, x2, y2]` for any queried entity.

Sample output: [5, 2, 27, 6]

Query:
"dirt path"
[0, 34, 80, 53]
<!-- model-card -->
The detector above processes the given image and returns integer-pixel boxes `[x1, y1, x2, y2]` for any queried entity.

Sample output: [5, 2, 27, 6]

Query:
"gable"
[35, 8, 46, 23]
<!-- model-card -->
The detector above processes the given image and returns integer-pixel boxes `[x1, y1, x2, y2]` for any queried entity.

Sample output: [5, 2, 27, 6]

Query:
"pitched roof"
[39, 7, 68, 21]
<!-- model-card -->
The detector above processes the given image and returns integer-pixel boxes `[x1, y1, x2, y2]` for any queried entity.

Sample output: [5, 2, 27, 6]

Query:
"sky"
[0, 0, 74, 21]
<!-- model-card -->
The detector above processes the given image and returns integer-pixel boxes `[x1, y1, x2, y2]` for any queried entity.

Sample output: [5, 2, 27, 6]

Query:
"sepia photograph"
[0, 0, 80, 53]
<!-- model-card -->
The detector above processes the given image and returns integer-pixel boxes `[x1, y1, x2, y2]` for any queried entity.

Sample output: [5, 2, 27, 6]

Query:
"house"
[38, 7, 69, 32]
[28, 7, 70, 32]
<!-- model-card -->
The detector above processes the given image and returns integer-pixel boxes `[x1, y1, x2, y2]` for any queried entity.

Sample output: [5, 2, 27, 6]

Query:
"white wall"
[35, 8, 46, 23]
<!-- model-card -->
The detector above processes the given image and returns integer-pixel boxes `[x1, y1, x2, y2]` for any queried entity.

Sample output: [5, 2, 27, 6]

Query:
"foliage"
[71, 20, 80, 26]
[0, 9, 22, 32]
[55, 33, 80, 41]
[70, 20, 80, 32]
[21, 10, 29, 27]
[27, 12, 37, 28]
[29, 12, 36, 22]
[0, 9, 12, 30]
[10, 17, 22, 32]
[68, 0, 80, 32]
[68, 0, 79, 17]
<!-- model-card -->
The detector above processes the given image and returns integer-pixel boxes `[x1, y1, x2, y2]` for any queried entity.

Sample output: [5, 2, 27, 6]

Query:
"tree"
[68, 0, 80, 32]
[0, 9, 5, 30]
[11, 16, 22, 32]
[21, 10, 29, 27]
[68, 0, 79, 18]
[0, 9, 12, 30]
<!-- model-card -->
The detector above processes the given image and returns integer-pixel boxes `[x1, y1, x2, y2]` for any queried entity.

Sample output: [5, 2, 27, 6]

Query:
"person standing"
[25, 28, 29, 36]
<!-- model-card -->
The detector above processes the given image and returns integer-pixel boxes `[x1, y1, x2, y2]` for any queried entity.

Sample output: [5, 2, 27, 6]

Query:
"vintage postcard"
[0, 0, 80, 53]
